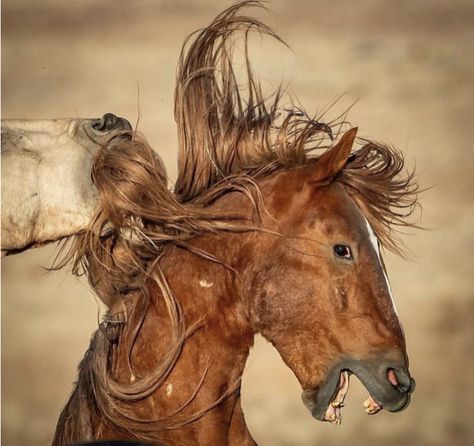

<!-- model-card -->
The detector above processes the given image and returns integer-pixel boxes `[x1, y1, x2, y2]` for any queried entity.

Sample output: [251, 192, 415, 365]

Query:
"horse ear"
[313, 127, 358, 181]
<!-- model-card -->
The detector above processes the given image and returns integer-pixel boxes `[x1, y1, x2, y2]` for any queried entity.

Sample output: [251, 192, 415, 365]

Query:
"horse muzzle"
[301, 354, 416, 424]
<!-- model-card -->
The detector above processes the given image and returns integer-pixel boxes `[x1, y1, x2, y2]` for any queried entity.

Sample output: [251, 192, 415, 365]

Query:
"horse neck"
[120, 228, 255, 425]
[161, 230, 255, 360]
[101, 184, 287, 443]
[125, 170, 294, 387]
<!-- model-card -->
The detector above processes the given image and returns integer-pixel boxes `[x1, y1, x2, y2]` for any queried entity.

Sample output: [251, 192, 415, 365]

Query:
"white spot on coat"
[166, 383, 173, 396]
[199, 279, 213, 288]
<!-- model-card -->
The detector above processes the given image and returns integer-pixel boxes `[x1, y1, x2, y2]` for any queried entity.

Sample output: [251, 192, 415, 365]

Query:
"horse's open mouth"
[301, 360, 415, 425]
[323, 370, 382, 425]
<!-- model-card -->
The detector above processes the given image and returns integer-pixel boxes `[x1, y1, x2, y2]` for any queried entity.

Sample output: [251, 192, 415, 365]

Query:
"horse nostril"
[387, 368, 398, 386]
[91, 113, 132, 132]
[103, 112, 118, 129]
[387, 368, 412, 394]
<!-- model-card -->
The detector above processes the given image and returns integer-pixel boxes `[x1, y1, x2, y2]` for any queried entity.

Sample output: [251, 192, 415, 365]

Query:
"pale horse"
[1, 113, 131, 255]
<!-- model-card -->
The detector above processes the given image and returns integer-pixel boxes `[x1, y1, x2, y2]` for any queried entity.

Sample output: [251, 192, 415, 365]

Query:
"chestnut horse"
[53, 2, 417, 445]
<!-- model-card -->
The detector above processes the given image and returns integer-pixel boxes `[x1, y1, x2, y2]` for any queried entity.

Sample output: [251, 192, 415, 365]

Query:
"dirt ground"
[2, 1, 474, 445]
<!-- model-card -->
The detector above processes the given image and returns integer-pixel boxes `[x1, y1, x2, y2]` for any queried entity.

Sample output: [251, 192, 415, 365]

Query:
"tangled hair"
[54, 1, 419, 444]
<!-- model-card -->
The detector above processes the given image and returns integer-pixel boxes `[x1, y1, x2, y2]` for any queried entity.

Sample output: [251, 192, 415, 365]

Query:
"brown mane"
[173, 0, 417, 250]
[53, 1, 419, 444]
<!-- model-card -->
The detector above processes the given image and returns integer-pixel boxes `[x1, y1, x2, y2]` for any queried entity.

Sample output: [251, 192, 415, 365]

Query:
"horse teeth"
[363, 398, 371, 408]
[365, 405, 381, 415]
[333, 401, 344, 408]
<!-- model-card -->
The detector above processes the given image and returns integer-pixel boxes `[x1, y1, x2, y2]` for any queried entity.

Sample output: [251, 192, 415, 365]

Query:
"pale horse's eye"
[333, 244, 353, 260]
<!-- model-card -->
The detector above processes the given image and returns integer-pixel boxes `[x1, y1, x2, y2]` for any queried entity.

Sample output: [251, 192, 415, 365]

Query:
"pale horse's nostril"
[387, 367, 413, 394]
[91, 113, 132, 132]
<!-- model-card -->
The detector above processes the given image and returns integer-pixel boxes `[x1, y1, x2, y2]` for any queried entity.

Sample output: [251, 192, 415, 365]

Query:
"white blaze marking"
[199, 279, 213, 288]
[166, 383, 173, 396]
[363, 217, 398, 316]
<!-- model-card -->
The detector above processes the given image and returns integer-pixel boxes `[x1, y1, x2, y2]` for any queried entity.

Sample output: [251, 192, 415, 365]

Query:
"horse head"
[241, 129, 415, 424]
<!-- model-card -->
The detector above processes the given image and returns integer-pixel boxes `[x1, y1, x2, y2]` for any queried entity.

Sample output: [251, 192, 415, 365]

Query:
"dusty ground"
[2, 0, 474, 445]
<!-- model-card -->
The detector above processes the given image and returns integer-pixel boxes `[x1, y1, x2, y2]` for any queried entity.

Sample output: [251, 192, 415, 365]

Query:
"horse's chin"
[301, 360, 415, 425]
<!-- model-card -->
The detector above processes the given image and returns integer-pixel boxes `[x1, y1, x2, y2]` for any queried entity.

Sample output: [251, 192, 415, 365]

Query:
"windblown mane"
[54, 1, 418, 444]
[173, 0, 417, 251]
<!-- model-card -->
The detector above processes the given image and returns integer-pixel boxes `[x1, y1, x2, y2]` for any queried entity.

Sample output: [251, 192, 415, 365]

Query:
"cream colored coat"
[1, 116, 129, 253]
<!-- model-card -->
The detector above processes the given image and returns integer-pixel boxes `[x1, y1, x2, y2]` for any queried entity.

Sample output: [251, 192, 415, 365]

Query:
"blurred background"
[2, 1, 473, 445]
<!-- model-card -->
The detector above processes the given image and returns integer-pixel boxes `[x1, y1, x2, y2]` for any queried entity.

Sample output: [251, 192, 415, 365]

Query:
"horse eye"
[333, 244, 353, 260]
